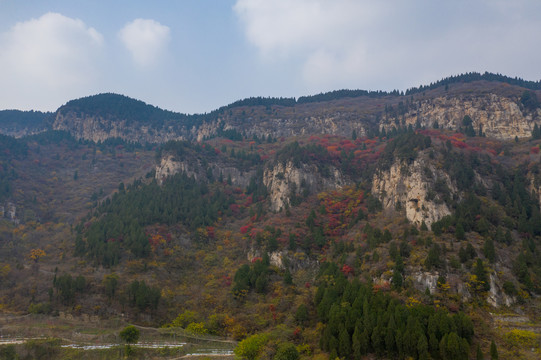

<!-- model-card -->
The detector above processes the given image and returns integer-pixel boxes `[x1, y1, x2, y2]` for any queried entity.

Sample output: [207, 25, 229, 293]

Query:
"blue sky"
[1, 0, 540, 114]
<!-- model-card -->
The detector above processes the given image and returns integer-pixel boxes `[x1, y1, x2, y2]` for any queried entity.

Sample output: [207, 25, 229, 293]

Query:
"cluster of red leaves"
[147, 226, 172, 252]
[229, 203, 241, 215]
[240, 224, 252, 234]
[303, 135, 384, 171]
[318, 186, 365, 237]
[418, 129, 503, 156]
[341, 264, 354, 276]
[222, 275, 232, 286]
[372, 281, 390, 293]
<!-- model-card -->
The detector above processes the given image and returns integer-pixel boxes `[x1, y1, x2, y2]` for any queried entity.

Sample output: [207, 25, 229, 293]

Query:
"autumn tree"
[29, 248, 46, 262]
[234, 333, 268, 360]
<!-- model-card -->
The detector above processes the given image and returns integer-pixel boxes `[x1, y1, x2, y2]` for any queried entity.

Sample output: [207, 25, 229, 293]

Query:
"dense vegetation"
[0, 109, 51, 131]
[59, 93, 200, 129]
[406, 71, 541, 94]
[0, 134, 28, 201]
[76, 173, 235, 266]
[2, 75, 541, 360]
[316, 262, 473, 360]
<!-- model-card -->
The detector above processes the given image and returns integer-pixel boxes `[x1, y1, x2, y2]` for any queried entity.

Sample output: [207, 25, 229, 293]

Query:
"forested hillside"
[0, 75, 541, 359]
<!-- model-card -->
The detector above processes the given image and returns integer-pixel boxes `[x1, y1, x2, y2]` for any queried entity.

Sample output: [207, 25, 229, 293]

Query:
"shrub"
[120, 325, 140, 344]
[274, 342, 299, 360]
[234, 333, 269, 360]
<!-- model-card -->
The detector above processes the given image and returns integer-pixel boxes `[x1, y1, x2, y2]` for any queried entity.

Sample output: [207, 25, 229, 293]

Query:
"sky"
[1, 0, 540, 114]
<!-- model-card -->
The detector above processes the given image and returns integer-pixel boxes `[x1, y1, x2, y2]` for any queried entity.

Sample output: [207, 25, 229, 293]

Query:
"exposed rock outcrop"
[155, 154, 256, 188]
[381, 94, 541, 140]
[263, 161, 349, 212]
[372, 152, 455, 228]
[487, 273, 515, 307]
[53, 111, 187, 143]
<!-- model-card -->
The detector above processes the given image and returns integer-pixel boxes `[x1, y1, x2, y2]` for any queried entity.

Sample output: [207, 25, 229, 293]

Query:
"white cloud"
[0, 12, 103, 110]
[234, 0, 541, 92]
[118, 19, 170, 67]
[234, 0, 376, 58]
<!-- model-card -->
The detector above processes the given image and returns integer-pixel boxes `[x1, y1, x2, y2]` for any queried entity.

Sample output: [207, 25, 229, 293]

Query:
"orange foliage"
[29, 248, 46, 262]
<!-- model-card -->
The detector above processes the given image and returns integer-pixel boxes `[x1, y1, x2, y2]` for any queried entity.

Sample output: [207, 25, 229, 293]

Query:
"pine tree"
[533, 123, 541, 139]
[455, 222, 465, 240]
[417, 333, 430, 360]
[338, 325, 351, 358]
[476, 343, 484, 360]
[490, 340, 498, 360]
[352, 323, 363, 360]
[483, 238, 496, 263]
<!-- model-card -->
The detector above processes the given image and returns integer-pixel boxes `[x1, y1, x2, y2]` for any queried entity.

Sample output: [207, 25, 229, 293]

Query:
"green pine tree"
[490, 340, 498, 360]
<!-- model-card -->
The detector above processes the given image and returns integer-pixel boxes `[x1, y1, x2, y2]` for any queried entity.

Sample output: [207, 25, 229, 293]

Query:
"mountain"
[0, 109, 52, 137]
[0, 73, 540, 359]
[47, 72, 540, 145]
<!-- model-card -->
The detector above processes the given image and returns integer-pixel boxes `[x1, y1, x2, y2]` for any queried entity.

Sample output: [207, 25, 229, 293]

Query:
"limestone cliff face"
[155, 154, 256, 188]
[381, 94, 541, 140]
[488, 273, 515, 307]
[53, 109, 369, 144]
[372, 153, 455, 228]
[216, 115, 368, 141]
[53, 111, 188, 143]
[263, 161, 349, 212]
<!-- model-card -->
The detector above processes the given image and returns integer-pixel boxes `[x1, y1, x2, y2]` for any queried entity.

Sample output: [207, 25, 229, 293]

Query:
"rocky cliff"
[50, 81, 541, 144]
[53, 111, 188, 143]
[263, 160, 349, 212]
[381, 93, 541, 140]
[372, 152, 456, 228]
[155, 153, 256, 188]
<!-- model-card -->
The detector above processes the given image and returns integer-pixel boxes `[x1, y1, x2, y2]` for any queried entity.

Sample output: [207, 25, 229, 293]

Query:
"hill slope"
[0, 73, 540, 359]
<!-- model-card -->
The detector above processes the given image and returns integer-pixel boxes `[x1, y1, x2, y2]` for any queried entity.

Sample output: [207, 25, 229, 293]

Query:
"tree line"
[315, 262, 474, 360]
[76, 172, 236, 266]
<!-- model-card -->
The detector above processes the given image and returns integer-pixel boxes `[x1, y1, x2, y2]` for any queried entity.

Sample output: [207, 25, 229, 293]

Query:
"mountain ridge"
[2, 72, 540, 142]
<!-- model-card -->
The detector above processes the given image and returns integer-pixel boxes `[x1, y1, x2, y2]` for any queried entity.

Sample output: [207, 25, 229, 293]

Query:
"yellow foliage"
[504, 329, 539, 349]
[438, 281, 451, 292]
[406, 297, 421, 307]
[29, 248, 46, 262]
[0, 264, 11, 278]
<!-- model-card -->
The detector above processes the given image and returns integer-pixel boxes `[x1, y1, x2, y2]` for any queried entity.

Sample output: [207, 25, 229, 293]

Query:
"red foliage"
[229, 203, 240, 215]
[531, 146, 540, 154]
[251, 257, 263, 263]
[206, 226, 215, 239]
[222, 275, 232, 286]
[341, 264, 354, 276]
[305, 282, 311, 288]
[372, 282, 390, 293]
[417, 129, 441, 137]
[240, 224, 252, 234]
